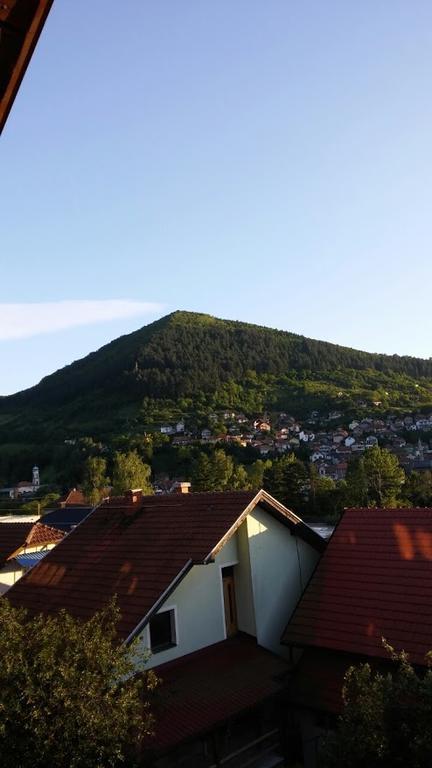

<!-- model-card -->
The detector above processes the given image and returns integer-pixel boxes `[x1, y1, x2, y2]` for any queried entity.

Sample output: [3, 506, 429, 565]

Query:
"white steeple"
[32, 465, 40, 488]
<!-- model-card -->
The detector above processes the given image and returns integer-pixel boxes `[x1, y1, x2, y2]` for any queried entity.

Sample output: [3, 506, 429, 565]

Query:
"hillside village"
[155, 407, 432, 482]
[2, 407, 432, 510]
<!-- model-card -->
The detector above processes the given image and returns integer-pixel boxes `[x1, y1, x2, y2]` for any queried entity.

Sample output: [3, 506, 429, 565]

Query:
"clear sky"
[2, 0, 432, 395]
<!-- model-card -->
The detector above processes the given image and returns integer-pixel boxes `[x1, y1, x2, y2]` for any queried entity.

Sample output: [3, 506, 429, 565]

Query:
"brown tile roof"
[7, 490, 324, 640]
[283, 507, 432, 666]
[150, 635, 289, 752]
[0, 523, 32, 567]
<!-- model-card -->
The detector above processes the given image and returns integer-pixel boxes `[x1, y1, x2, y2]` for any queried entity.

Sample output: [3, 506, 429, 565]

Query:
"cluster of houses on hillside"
[159, 410, 432, 479]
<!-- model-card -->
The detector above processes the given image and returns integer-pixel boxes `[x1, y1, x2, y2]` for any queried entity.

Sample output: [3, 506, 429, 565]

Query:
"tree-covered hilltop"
[7, 311, 432, 405]
[0, 310, 432, 485]
[3, 310, 432, 411]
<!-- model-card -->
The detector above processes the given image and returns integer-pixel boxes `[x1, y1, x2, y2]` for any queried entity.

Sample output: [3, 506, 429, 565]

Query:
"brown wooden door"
[223, 574, 238, 637]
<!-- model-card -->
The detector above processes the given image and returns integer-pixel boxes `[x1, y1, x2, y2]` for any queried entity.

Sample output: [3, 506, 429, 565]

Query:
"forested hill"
[7, 310, 432, 404]
[1, 310, 432, 443]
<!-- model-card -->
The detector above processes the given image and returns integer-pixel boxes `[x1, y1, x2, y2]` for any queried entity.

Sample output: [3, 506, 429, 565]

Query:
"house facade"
[7, 489, 325, 767]
[140, 500, 320, 669]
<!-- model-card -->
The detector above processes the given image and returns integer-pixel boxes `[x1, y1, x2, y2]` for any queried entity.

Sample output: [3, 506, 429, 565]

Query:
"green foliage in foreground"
[322, 643, 432, 768]
[0, 599, 157, 768]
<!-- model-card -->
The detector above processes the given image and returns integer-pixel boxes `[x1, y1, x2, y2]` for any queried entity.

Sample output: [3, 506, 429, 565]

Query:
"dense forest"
[0, 311, 431, 488]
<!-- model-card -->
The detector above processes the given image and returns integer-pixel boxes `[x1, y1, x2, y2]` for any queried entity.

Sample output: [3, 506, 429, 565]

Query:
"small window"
[149, 609, 177, 653]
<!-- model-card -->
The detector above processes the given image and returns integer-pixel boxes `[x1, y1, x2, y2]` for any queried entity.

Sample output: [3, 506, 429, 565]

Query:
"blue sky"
[2, 0, 432, 394]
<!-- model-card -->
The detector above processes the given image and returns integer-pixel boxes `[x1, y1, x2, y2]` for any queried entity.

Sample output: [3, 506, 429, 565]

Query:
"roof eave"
[206, 489, 326, 562]
[0, 0, 54, 134]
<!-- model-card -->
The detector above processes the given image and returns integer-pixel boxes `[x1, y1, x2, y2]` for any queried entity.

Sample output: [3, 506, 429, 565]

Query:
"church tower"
[32, 465, 40, 489]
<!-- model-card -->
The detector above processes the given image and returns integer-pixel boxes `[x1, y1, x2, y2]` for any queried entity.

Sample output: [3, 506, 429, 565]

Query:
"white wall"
[246, 505, 319, 657]
[0, 562, 24, 594]
[139, 506, 320, 669]
[141, 535, 239, 669]
[235, 521, 256, 636]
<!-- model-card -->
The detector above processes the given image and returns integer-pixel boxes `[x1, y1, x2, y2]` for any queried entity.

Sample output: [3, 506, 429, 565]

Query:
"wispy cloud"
[0, 300, 164, 341]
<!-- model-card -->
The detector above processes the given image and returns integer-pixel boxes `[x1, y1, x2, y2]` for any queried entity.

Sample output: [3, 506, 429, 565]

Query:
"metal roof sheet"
[15, 550, 48, 568]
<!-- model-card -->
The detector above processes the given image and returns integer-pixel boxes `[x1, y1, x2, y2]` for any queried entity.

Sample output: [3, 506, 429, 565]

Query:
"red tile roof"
[0, 523, 32, 567]
[59, 489, 89, 507]
[7, 490, 323, 640]
[283, 507, 432, 666]
[24, 522, 64, 547]
[150, 635, 289, 752]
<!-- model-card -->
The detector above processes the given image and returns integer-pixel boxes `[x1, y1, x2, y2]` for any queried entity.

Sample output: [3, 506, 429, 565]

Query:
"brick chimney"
[171, 481, 191, 494]
[125, 489, 143, 505]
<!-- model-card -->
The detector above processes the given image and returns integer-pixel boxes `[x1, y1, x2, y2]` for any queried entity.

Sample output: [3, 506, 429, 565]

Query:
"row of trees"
[263, 446, 411, 517]
[15, 442, 431, 518]
[83, 451, 153, 505]
[72, 445, 432, 519]
[190, 450, 269, 492]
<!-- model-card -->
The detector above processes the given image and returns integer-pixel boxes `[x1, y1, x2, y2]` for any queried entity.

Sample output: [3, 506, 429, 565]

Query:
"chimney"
[125, 488, 143, 506]
[172, 481, 191, 494]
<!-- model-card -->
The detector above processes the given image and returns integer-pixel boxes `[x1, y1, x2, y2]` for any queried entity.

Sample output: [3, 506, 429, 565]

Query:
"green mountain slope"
[1, 310, 432, 446]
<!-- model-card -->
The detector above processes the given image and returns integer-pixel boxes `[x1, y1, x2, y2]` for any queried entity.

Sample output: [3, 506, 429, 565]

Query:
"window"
[149, 609, 177, 652]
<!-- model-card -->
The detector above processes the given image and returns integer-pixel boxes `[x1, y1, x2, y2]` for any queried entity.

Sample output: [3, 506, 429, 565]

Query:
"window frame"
[148, 605, 178, 653]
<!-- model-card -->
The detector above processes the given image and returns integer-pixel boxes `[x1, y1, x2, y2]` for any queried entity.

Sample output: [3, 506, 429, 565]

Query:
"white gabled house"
[8, 488, 325, 767]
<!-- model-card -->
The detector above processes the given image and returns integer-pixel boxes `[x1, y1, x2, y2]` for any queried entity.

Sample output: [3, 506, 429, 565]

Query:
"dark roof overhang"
[0, 0, 54, 134]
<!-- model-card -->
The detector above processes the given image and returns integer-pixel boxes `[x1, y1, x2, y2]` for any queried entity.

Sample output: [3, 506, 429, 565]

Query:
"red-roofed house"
[8, 489, 324, 766]
[282, 507, 432, 767]
[0, 521, 64, 594]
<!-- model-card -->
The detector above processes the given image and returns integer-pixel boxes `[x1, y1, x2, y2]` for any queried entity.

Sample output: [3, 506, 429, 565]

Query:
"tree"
[0, 598, 157, 768]
[345, 456, 369, 507]
[345, 448, 405, 508]
[404, 470, 432, 507]
[212, 449, 234, 491]
[247, 459, 271, 491]
[363, 447, 405, 507]
[111, 451, 153, 495]
[82, 456, 109, 506]
[264, 453, 308, 512]
[191, 452, 213, 491]
[309, 465, 338, 518]
[322, 644, 432, 768]
[190, 449, 251, 492]
[228, 463, 250, 490]
[21, 491, 60, 514]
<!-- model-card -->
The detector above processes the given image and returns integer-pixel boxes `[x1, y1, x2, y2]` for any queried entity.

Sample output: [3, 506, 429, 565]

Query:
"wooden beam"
[0, 0, 54, 134]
